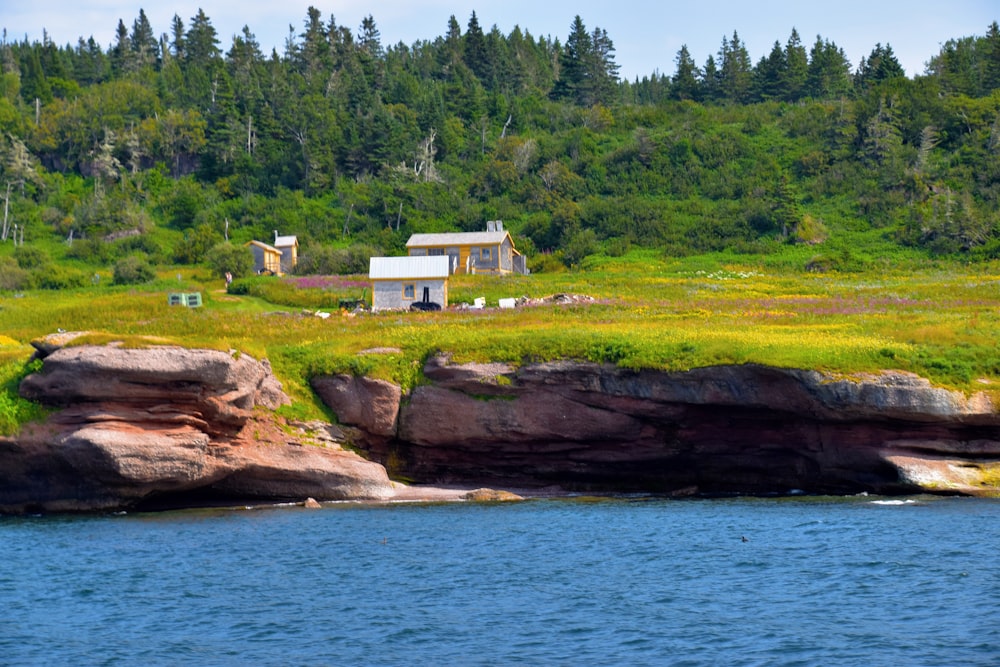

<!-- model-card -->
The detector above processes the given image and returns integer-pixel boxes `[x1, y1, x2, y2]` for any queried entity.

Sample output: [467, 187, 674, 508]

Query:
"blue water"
[1, 496, 998, 666]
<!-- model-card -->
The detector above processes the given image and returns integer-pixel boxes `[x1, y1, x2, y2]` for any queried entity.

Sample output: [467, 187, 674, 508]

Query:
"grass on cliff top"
[2, 249, 1000, 423]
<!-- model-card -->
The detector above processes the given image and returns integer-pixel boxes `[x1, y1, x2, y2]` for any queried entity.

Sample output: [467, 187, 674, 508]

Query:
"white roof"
[274, 235, 298, 248]
[406, 231, 510, 247]
[369, 255, 451, 280]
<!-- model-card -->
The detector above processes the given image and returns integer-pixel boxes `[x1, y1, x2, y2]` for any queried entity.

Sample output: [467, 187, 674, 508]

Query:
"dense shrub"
[295, 243, 383, 275]
[33, 265, 88, 289]
[205, 242, 254, 279]
[112, 255, 156, 285]
[65, 237, 114, 263]
[0, 257, 31, 290]
[13, 246, 50, 270]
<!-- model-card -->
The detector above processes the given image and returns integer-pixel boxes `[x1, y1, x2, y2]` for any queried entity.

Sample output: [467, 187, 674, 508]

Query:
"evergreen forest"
[2, 8, 1000, 287]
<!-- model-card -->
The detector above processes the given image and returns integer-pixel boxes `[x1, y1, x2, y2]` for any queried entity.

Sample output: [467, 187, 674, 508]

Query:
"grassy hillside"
[2, 12, 1000, 433]
[2, 247, 999, 434]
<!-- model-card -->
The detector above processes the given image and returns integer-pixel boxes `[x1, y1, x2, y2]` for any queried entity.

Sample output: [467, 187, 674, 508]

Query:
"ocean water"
[1, 496, 998, 666]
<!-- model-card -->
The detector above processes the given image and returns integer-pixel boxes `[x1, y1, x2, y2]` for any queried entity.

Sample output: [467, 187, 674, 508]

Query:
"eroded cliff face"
[316, 354, 1000, 496]
[0, 336, 394, 513]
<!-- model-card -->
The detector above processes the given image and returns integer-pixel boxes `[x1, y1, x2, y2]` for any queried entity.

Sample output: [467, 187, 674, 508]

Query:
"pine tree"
[131, 9, 160, 71]
[20, 46, 51, 104]
[297, 6, 332, 87]
[110, 19, 135, 76]
[671, 44, 700, 101]
[590, 27, 620, 103]
[464, 11, 489, 82]
[358, 15, 383, 59]
[551, 16, 593, 105]
[782, 28, 808, 101]
[701, 55, 720, 102]
[719, 31, 752, 103]
[169, 15, 186, 60]
[983, 21, 1000, 93]
[185, 9, 221, 67]
[855, 43, 905, 91]
[806, 36, 852, 98]
[754, 41, 785, 101]
[551, 16, 619, 106]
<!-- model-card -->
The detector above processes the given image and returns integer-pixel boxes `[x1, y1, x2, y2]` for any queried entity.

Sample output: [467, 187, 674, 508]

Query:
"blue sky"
[3, 1, 997, 80]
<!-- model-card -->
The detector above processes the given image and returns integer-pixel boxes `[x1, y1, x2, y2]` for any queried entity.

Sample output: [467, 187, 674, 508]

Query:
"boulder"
[0, 342, 394, 513]
[311, 374, 401, 437]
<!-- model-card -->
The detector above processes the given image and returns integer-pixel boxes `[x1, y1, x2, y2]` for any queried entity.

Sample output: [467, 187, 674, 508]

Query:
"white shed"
[369, 256, 451, 312]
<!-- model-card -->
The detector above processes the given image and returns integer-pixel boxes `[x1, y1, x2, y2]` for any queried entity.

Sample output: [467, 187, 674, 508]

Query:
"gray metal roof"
[406, 231, 511, 247]
[369, 255, 451, 280]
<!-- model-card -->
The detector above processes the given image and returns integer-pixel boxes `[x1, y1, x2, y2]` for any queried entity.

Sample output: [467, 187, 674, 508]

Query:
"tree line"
[0, 8, 999, 287]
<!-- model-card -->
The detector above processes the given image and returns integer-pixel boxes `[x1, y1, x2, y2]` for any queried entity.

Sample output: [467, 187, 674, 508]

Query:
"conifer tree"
[754, 41, 785, 101]
[110, 19, 135, 76]
[719, 31, 752, 103]
[806, 36, 852, 98]
[983, 21, 1000, 93]
[552, 16, 618, 106]
[855, 43, 905, 91]
[464, 11, 489, 82]
[782, 28, 808, 101]
[701, 55, 721, 102]
[671, 44, 700, 101]
[130, 9, 160, 71]
[551, 16, 592, 105]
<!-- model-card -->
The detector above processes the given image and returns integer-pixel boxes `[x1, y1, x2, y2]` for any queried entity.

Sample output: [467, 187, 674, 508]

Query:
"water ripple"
[2, 497, 999, 665]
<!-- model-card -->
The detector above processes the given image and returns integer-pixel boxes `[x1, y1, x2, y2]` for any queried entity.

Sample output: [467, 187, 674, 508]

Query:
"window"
[481, 247, 492, 261]
[428, 248, 444, 256]
[403, 284, 415, 300]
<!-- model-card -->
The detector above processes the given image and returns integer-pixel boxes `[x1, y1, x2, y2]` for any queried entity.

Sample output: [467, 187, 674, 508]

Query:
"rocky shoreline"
[2, 334, 999, 514]
[316, 353, 1000, 498]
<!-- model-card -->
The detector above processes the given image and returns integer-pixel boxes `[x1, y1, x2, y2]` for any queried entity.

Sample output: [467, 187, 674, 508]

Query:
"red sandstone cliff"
[7, 337, 1000, 514]
[314, 353, 1000, 496]
[0, 336, 394, 513]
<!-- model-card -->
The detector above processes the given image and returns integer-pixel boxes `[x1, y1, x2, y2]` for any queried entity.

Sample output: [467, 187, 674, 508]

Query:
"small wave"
[870, 499, 917, 506]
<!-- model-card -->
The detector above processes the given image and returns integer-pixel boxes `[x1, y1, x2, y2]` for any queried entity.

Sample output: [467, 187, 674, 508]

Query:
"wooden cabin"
[273, 232, 299, 274]
[246, 240, 283, 275]
[405, 221, 526, 275]
[369, 256, 451, 312]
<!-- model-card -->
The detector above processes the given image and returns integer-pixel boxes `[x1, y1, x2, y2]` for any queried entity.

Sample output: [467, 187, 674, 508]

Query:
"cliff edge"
[0, 335, 394, 513]
[315, 353, 1000, 496]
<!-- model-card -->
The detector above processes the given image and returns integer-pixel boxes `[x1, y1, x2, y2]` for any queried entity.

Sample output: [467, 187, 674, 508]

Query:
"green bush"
[66, 238, 114, 264]
[0, 257, 31, 291]
[112, 255, 156, 285]
[0, 359, 47, 436]
[205, 242, 254, 279]
[13, 246, 50, 270]
[294, 243, 383, 275]
[34, 265, 87, 289]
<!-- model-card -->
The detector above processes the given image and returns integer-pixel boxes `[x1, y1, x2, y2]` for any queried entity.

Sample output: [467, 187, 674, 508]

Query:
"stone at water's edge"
[8, 336, 1000, 512]
[0, 337, 394, 514]
[314, 353, 1000, 497]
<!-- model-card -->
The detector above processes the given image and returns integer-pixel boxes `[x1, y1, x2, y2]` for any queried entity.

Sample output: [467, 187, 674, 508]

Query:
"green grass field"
[2, 248, 999, 431]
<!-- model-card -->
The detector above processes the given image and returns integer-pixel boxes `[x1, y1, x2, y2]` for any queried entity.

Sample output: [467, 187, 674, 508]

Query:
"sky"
[3, 1, 998, 81]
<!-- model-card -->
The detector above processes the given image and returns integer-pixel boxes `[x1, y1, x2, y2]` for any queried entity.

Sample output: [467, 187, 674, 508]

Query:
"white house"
[369, 256, 451, 312]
